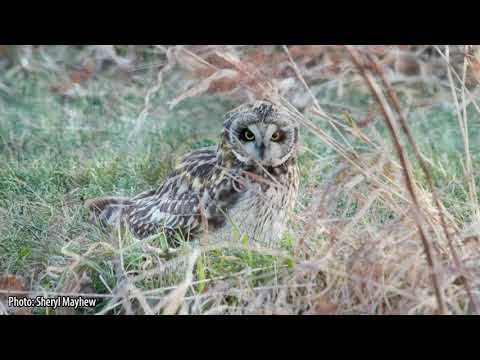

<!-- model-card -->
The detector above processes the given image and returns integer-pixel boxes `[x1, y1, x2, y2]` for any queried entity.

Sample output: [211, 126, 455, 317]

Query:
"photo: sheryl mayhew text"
[1, 45, 479, 315]
[8, 296, 98, 310]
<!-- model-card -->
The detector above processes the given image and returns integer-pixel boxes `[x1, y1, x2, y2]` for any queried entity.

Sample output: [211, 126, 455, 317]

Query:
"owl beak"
[258, 143, 266, 160]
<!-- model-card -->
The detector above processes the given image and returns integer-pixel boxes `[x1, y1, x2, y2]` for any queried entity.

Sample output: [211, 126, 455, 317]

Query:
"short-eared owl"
[86, 101, 299, 248]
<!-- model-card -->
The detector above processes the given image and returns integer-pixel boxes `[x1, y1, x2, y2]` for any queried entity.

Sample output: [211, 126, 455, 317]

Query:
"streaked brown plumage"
[86, 101, 299, 248]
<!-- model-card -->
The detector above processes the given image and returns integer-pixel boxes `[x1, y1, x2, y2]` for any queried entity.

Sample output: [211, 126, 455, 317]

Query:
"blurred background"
[1, 45, 480, 315]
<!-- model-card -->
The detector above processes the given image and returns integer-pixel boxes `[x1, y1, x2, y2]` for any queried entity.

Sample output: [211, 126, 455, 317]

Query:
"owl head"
[222, 101, 299, 168]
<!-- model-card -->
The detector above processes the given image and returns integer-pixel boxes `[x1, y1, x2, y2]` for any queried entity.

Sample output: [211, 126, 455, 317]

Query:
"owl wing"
[125, 147, 235, 241]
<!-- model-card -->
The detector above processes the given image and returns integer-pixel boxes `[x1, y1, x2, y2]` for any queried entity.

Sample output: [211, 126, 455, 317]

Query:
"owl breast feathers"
[86, 101, 299, 248]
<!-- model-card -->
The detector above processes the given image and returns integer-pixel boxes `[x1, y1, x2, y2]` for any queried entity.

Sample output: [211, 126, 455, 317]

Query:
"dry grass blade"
[129, 46, 177, 140]
[155, 248, 200, 315]
[282, 45, 358, 157]
[365, 50, 480, 314]
[442, 46, 480, 218]
[168, 69, 238, 110]
[4, 45, 480, 315]
[346, 45, 447, 315]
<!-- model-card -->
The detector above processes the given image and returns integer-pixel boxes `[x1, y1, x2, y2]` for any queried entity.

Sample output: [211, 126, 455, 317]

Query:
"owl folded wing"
[125, 147, 225, 241]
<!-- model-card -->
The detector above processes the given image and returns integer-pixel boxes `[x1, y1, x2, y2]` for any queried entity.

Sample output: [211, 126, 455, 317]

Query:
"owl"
[86, 101, 300, 248]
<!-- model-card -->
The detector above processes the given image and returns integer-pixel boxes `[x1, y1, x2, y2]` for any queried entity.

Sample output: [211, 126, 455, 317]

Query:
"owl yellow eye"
[271, 131, 283, 142]
[242, 129, 255, 141]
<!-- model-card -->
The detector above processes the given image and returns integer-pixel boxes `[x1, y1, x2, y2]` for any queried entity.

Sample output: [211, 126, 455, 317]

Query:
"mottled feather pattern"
[85, 196, 132, 230]
[86, 101, 300, 248]
[126, 147, 219, 240]
[215, 157, 299, 247]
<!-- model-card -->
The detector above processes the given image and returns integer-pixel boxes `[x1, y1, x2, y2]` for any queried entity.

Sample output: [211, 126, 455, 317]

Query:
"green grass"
[1, 47, 480, 315]
[0, 63, 275, 313]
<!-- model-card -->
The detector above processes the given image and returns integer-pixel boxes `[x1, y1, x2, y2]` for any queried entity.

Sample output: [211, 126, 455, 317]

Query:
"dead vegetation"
[1, 45, 480, 315]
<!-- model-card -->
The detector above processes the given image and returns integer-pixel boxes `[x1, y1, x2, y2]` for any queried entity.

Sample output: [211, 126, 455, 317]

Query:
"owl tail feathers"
[85, 196, 132, 229]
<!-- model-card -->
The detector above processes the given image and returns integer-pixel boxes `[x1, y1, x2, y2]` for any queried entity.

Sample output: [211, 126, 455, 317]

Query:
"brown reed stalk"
[346, 46, 446, 315]
[364, 51, 479, 315]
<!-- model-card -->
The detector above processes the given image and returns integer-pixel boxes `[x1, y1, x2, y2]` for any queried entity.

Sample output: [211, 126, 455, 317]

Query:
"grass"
[1, 45, 480, 315]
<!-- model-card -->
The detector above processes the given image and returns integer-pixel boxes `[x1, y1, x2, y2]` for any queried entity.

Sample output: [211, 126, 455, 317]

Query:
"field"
[1, 45, 480, 315]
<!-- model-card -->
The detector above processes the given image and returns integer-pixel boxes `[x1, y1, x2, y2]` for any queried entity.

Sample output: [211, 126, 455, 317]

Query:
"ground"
[1, 45, 479, 315]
